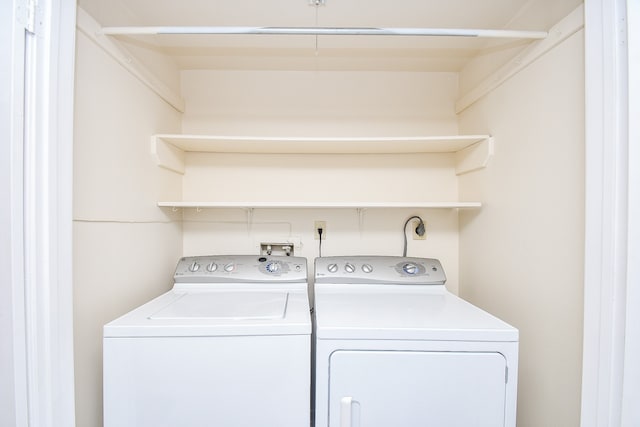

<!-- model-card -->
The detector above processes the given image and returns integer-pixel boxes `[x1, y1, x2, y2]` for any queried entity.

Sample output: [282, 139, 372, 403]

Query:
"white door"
[328, 350, 507, 427]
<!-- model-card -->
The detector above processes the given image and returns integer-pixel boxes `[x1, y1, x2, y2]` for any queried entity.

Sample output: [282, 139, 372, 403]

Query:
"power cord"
[318, 227, 323, 257]
[402, 215, 425, 256]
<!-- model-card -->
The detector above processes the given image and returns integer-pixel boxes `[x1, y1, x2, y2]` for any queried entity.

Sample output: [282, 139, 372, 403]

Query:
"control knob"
[344, 263, 356, 273]
[362, 264, 373, 273]
[189, 261, 200, 272]
[224, 263, 235, 272]
[327, 263, 339, 273]
[206, 262, 217, 272]
[402, 263, 419, 275]
[265, 262, 280, 273]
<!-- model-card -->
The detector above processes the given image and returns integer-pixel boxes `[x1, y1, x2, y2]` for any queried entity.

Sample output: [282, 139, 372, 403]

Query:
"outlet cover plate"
[314, 221, 327, 240]
[412, 219, 426, 240]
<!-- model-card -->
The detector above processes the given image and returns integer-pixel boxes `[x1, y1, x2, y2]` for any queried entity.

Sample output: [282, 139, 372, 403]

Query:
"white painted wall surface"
[181, 70, 459, 136]
[73, 30, 183, 427]
[458, 31, 585, 426]
[179, 70, 463, 292]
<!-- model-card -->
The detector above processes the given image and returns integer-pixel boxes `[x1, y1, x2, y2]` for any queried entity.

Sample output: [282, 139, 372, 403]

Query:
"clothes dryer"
[314, 256, 518, 427]
[104, 255, 311, 427]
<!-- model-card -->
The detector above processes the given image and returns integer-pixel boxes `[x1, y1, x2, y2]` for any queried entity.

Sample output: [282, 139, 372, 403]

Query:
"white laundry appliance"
[313, 256, 519, 427]
[103, 255, 311, 427]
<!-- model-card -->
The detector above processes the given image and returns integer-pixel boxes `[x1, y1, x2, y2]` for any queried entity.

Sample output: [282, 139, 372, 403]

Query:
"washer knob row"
[326, 263, 374, 273]
[187, 262, 233, 273]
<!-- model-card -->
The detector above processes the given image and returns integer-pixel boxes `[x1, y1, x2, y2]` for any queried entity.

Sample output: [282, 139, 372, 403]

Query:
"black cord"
[402, 215, 425, 256]
[318, 228, 323, 257]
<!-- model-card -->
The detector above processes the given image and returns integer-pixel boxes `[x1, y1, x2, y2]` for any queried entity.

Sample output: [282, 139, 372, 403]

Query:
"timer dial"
[265, 262, 280, 273]
[402, 263, 418, 275]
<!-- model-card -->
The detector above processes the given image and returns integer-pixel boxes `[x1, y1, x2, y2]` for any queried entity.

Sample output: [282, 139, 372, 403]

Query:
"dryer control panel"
[315, 256, 446, 285]
[174, 255, 307, 283]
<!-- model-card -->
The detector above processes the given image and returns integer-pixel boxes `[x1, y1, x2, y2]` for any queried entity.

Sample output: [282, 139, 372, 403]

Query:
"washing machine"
[103, 255, 311, 427]
[313, 256, 519, 427]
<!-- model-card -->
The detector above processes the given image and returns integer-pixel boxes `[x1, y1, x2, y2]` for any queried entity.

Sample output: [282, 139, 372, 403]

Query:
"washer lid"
[314, 285, 517, 342]
[149, 292, 288, 320]
[104, 289, 311, 338]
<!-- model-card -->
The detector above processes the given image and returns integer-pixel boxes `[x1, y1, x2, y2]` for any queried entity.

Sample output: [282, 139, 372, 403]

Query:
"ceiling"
[79, 0, 582, 71]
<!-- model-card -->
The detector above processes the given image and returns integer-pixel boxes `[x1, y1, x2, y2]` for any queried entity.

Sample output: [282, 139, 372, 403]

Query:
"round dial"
[265, 262, 280, 273]
[402, 263, 419, 275]
[189, 261, 200, 272]
[224, 263, 235, 272]
[327, 263, 339, 273]
[362, 264, 373, 273]
[344, 263, 356, 273]
[206, 262, 217, 272]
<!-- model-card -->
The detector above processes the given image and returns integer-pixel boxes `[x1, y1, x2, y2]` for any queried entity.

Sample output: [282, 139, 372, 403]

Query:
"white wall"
[181, 70, 459, 135]
[178, 70, 464, 292]
[73, 31, 183, 427]
[458, 31, 585, 426]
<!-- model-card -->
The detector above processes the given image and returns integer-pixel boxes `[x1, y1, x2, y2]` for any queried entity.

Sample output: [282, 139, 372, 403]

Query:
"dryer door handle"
[340, 396, 353, 427]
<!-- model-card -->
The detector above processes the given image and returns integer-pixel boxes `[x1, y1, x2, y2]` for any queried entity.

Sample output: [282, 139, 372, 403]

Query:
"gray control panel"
[314, 256, 446, 285]
[174, 255, 307, 283]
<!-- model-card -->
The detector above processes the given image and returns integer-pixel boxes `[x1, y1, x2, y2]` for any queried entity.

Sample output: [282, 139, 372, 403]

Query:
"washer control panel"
[315, 256, 446, 285]
[174, 255, 307, 283]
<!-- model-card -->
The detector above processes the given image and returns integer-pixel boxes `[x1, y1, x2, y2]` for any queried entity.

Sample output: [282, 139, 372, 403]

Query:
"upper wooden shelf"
[151, 134, 493, 175]
[157, 201, 482, 210]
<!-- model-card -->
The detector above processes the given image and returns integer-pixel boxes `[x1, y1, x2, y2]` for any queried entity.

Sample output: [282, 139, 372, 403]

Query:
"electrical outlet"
[314, 221, 327, 240]
[412, 219, 426, 240]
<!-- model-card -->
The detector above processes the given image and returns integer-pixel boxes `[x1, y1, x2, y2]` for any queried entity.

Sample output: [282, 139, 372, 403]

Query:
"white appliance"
[313, 256, 519, 427]
[103, 255, 311, 427]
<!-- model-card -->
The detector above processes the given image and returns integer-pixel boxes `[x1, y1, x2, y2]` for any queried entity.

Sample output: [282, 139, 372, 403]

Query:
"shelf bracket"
[152, 136, 185, 174]
[455, 4, 583, 113]
[77, 8, 185, 113]
[455, 136, 494, 175]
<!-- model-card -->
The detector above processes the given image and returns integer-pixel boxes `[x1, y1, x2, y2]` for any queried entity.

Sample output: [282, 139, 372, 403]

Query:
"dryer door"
[328, 350, 508, 427]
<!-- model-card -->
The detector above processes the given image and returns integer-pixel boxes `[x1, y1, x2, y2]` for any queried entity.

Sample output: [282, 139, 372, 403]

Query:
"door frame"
[1, 1, 77, 426]
[1, 0, 29, 422]
[582, 0, 637, 425]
